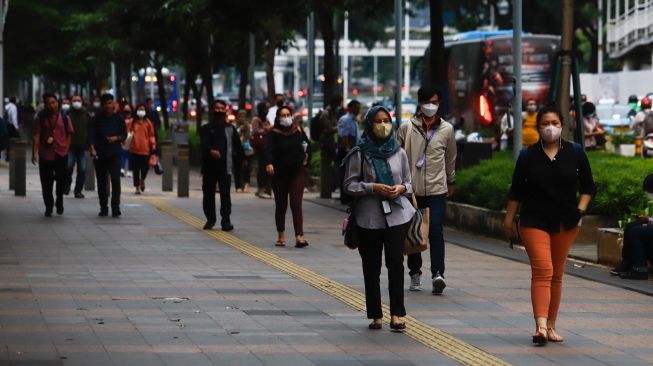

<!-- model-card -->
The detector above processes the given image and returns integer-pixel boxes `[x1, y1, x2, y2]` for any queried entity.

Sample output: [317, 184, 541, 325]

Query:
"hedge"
[454, 150, 653, 220]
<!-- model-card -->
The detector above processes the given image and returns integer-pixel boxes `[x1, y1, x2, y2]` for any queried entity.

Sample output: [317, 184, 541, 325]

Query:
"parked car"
[595, 104, 632, 134]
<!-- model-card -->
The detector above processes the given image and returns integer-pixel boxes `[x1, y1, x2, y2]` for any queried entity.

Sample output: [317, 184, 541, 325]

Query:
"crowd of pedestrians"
[21, 87, 649, 347]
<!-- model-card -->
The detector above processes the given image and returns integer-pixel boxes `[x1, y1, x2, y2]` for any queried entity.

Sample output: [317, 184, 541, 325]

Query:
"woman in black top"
[265, 106, 311, 248]
[503, 106, 596, 345]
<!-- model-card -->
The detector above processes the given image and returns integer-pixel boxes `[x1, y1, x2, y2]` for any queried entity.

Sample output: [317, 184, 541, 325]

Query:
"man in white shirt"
[5, 97, 18, 131]
[266, 94, 285, 124]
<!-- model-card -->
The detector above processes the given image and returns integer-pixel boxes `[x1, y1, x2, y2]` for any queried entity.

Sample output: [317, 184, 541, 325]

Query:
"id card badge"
[381, 200, 392, 215]
[46, 136, 54, 145]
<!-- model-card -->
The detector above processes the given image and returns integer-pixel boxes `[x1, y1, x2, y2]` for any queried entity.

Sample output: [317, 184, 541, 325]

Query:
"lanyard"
[415, 124, 438, 169]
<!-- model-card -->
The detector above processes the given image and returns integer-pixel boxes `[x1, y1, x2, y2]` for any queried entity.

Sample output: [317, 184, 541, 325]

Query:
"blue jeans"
[120, 149, 129, 170]
[67, 149, 88, 194]
[407, 194, 447, 278]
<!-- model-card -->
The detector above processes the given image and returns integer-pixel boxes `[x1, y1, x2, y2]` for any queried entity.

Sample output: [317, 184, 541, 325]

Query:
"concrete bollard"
[85, 152, 95, 191]
[161, 140, 174, 192]
[9, 138, 18, 190]
[13, 141, 26, 196]
[177, 143, 189, 198]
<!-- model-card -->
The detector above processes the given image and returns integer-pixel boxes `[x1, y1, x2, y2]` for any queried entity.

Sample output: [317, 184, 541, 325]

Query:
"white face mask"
[526, 104, 537, 112]
[72, 101, 82, 110]
[61, 104, 71, 111]
[539, 125, 562, 143]
[93, 101, 101, 108]
[280, 116, 293, 127]
[421, 103, 439, 118]
[136, 110, 147, 118]
[372, 122, 392, 139]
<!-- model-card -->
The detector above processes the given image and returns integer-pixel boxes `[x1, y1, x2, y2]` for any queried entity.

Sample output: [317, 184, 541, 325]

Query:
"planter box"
[446, 201, 614, 244]
[597, 228, 623, 266]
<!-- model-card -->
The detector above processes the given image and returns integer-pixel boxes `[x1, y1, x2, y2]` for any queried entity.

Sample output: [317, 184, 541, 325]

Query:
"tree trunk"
[557, 0, 574, 126]
[202, 65, 214, 108]
[263, 28, 278, 102]
[320, 11, 337, 107]
[182, 70, 192, 121]
[429, 0, 446, 90]
[155, 63, 170, 130]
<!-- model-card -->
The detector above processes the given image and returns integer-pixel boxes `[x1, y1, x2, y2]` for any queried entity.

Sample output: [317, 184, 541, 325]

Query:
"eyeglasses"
[374, 118, 392, 124]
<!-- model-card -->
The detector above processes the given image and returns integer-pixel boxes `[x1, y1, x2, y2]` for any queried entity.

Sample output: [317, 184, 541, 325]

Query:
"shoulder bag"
[403, 194, 429, 255]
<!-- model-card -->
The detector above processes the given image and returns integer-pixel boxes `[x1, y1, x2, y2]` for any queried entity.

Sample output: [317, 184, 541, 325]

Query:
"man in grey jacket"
[396, 86, 457, 295]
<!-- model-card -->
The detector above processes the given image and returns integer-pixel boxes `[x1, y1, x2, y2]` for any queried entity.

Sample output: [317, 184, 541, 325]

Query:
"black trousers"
[129, 153, 150, 187]
[39, 154, 68, 211]
[202, 167, 231, 224]
[622, 222, 653, 270]
[255, 148, 270, 194]
[358, 222, 410, 319]
[94, 154, 121, 212]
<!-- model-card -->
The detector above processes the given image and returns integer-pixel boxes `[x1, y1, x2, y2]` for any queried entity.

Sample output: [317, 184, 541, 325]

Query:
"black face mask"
[276, 101, 283, 108]
[214, 111, 227, 120]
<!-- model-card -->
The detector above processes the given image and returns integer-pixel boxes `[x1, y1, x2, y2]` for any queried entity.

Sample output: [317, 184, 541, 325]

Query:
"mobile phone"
[381, 200, 392, 215]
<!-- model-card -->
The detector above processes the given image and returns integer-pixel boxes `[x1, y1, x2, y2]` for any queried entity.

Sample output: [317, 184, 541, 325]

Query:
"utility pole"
[404, 1, 411, 99]
[343, 11, 349, 102]
[597, 0, 603, 73]
[512, 0, 523, 162]
[307, 12, 315, 121]
[1, 0, 10, 113]
[557, 0, 574, 125]
[248, 33, 255, 102]
[395, 0, 403, 123]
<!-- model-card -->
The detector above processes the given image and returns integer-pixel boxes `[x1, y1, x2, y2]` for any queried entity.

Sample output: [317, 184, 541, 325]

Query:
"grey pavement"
[0, 162, 652, 365]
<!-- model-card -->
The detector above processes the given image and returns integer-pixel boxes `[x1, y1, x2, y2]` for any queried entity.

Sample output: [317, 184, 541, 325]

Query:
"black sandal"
[532, 326, 548, 345]
[390, 321, 406, 331]
[295, 240, 309, 248]
[368, 322, 382, 330]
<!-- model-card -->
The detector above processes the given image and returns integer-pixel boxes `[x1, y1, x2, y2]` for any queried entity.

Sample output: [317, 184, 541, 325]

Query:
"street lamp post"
[512, 0, 523, 162]
[343, 11, 349, 103]
[394, 0, 402, 123]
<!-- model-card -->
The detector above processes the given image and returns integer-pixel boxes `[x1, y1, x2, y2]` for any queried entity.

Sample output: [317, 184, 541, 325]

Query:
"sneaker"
[221, 222, 234, 232]
[259, 193, 272, 199]
[409, 274, 422, 291]
[432, 273, 446, 295]
[111, 209, 121, 218]
[618, 270, 649, 280]
[74, 192, 85, 199]
[126, 171, 133, 178]
[98, 209, 108, 217]
[120, 169, 126, 177]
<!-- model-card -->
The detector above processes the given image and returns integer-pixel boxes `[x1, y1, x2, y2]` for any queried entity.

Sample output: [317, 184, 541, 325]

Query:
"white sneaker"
[120, 169, 126, 177]
[432, 273, 446, 295]
[409, 274, 422, 291]
[126, 171, 133, 178]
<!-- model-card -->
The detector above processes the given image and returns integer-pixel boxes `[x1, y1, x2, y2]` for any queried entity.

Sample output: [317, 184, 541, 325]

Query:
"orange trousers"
[519, 225, 580, 320]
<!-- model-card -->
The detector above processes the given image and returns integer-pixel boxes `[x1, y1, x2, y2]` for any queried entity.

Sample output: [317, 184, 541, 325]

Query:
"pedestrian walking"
[235, 109, 254, 193]
[90, 95, 102, 119]
[338, 100, 361, 203]
[503, 105, 596, 345]
[201, 100, 244, 231]
[342, 105, 414, 331]
[31, 93, 75, 217]
[396, 87, 457, 295]
[5, 96, 18, 136]
[120, 103, 133, 178]
[128, 104, 156, 195]
[252, 102, 273, 199]
[66, 95, 91, 198]
[89, 93, 127, 218]
[264, 106, 311, 247]
[145, 97, 162, 155]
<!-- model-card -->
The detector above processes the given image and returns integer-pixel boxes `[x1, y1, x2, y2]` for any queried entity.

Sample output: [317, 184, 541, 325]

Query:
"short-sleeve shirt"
[34, 112, 74, 161]
[338, 113, 359, 142]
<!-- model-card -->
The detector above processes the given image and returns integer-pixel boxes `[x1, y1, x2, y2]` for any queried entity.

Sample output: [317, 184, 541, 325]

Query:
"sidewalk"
[0, 164, 652, 365]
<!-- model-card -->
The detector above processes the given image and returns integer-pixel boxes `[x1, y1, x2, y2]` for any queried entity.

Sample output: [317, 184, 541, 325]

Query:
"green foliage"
[608, 133, 636, 147]
[454, 151, 653, 221]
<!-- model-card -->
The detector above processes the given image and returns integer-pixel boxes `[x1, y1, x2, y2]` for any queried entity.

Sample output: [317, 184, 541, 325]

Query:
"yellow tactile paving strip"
[144, 198, 511, 366]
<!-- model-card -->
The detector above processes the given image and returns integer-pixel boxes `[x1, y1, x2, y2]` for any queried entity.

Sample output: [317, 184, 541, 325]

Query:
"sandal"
[390, 321, 406, 331]
[275, 240, 285, 247]
[532, 326, 548, 345]
[295, 240, 309, 248]
[368, 321, 382, 330]
[547, 327, 564, 343]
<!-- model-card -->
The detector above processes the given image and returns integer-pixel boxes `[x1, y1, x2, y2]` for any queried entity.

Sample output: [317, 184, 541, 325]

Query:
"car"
[595, 104, 633, 134]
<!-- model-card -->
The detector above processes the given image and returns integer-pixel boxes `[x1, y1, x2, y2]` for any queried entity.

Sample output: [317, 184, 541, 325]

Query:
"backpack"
[644, 111, 653, 135]
[309, 109, 323, 142]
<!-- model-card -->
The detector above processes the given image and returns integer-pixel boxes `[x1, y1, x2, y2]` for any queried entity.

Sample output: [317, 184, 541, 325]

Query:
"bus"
[422, 30, 560, 131]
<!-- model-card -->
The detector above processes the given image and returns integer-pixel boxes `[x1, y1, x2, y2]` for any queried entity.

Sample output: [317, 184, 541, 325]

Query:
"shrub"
[453, 150, 653, 220]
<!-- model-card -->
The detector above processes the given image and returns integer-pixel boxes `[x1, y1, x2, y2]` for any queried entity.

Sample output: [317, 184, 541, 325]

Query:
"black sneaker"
[98, 209, 108, 217]
[203, 221, 215, 230]
[610, 262, 629, 276]
[112, 210, 121, 218]
[44, 209, 53, 217]
[74, 192, 85, 199]
[221, 222, 234, 232]
[619, 271, 649, 280]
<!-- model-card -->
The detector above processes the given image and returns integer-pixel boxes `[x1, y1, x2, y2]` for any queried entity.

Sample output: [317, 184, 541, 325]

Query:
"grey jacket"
[343, 149, 415, 229]
[396, 116, 457, 197]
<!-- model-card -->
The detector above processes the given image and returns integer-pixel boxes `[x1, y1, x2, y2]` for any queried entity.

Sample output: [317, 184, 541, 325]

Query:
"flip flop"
[275, 240, 286, 247]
